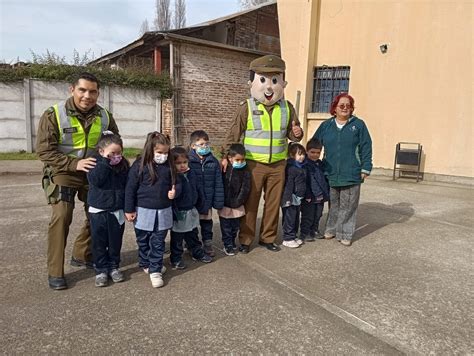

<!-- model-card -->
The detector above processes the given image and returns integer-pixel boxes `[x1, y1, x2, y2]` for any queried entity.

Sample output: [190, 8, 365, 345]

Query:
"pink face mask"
[109, 154, 123, 166]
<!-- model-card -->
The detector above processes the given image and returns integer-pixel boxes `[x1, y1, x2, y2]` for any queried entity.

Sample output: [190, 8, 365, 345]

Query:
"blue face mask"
[232, 161, 247, 169]
[196, 147, 211, 156]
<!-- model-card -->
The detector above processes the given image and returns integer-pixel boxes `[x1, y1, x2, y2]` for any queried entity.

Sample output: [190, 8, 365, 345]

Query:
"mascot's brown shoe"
[48, 276, 67, 290]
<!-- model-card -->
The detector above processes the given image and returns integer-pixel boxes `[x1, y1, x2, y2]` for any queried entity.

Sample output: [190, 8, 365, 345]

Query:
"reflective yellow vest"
[53, 101, 109, 158]
[243, 98, 290, 164]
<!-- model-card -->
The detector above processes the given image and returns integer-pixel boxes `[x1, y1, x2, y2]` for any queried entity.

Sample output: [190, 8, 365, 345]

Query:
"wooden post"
[154, 47, 162, 74]
[155, 96, 162, 132]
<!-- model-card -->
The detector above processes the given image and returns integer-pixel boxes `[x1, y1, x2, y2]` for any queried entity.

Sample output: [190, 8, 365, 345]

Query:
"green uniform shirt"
[36, 97, 119, 187]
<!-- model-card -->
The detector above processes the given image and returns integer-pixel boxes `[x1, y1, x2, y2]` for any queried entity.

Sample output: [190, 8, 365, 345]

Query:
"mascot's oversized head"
[249, 55, 287, 106]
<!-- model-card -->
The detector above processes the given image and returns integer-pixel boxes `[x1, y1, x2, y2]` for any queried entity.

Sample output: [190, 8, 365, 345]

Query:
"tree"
[239, 0, 271, 8]
[140, 19, 150, 35]
[173, 0, 186, 29]
[154, 0, 172, 31]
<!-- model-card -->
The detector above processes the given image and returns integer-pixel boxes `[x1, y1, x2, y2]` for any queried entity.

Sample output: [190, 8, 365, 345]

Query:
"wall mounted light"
[380, 44, 389, 54]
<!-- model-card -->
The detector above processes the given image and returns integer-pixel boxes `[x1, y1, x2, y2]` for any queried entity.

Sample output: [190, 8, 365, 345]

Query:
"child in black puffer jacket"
[281, 143, 306, 249]
[218, 144, 251, 256]
[87, 132, 129, 287]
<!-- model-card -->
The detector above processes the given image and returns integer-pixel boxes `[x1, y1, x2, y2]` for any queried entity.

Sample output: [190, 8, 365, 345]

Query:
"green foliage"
[0, 63, 172, 98]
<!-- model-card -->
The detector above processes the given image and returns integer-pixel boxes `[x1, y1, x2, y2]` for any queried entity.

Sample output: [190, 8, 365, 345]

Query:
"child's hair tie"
[102, 130, 114, 136]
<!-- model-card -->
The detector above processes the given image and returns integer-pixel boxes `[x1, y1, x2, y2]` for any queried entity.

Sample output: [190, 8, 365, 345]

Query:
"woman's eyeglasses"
[337, 104, 352, 109]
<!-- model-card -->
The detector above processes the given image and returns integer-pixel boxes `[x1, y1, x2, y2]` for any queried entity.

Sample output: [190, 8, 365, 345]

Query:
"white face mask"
[154, 153, 168, 164]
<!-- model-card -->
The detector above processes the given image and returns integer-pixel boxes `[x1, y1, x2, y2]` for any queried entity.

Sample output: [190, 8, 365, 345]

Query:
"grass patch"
[123, 147, 142, 159]
[0, 148, 143, 160]
[0, 151, 38, 160]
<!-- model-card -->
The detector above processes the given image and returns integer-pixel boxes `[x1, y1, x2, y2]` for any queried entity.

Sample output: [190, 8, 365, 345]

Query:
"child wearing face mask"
[280, 143, 307, 249]
[124, 132, 177, 288]
[87, 131, 130, 287]
[218, 144, 251, 256]
[169, 146, 212, 269]
[188, 130, 224, 257]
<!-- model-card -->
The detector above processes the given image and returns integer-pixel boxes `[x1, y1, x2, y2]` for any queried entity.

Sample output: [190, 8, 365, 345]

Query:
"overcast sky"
[0, 0, 241, 63]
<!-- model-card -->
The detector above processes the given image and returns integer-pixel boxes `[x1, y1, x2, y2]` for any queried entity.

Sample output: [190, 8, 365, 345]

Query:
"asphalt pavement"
[0, 161, 473, 355]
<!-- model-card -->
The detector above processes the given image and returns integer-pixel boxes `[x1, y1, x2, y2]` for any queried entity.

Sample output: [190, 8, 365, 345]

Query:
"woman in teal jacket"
[313, 94, 372, 246]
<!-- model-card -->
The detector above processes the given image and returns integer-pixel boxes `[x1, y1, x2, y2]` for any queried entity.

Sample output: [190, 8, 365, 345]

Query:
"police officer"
[36, 72, 120, 290]
[221, 55, 304, 253]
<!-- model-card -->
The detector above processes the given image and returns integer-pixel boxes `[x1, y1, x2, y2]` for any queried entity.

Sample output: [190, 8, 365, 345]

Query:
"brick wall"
[234, 4, 280, 54]
[174, 42, 258, 149]
[182, 4, 280, 55]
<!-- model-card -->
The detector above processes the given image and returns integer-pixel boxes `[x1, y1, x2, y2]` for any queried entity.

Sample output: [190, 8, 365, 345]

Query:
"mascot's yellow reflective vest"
[53, 101, 109, 158]
[243, 98, 290, 163]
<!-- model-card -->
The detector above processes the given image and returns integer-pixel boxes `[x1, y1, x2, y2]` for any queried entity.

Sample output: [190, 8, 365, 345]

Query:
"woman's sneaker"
[171, 260, 187, 270]
[95, 273, 108, 287]
[223, 245, 236, 256]
[282, 240, 300, 248]
[150, 272, 164, 288]
[340, 239, 352, 246]
[295, 238, 304, 246]
[324, 233, 335, 239]
[109, 269, 124, 283]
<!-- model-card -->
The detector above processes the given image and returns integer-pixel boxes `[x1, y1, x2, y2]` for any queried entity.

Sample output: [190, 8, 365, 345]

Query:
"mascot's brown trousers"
[239, 159, 286, 245]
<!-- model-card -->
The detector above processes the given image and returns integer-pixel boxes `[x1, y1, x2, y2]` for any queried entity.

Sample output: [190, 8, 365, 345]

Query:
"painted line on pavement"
[237, 257, 411, 355]
[355, 224, 369, 232]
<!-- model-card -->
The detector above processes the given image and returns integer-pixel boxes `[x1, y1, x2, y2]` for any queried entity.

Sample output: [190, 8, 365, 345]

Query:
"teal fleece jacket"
[313, 116, 372, 187]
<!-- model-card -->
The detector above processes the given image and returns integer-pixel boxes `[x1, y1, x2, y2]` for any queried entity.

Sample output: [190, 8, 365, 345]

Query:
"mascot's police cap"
[249, 55, 286, 73]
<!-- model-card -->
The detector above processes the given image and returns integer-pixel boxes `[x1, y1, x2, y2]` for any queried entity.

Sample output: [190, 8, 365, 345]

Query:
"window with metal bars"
[311, 66, 350, 113]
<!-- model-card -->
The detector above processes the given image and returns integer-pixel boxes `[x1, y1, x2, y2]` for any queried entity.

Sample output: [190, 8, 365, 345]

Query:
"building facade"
[278, 0, 473, 179]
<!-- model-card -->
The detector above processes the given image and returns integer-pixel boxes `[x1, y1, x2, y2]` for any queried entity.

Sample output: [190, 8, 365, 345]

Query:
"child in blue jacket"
[188, 130, 224, 257]
[170, 146, 212, 269]
[87, 131, 129, 287]
[300, 139, 329, 242]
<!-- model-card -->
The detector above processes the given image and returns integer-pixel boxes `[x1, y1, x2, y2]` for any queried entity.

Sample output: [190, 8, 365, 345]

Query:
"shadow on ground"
[354, 202, 415, 242]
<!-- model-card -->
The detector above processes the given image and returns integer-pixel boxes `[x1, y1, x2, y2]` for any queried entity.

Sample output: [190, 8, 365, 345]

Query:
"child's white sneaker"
[144, 266, 166, 274]
[150, 272, 164, 288]
[282, 240, 300, 248]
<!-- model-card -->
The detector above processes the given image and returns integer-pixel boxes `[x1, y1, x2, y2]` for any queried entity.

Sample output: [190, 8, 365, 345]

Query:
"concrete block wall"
[0, 82, 25, 151]
[0, 79, 162, 152]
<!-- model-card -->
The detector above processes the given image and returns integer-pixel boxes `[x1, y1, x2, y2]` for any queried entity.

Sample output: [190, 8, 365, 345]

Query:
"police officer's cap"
[249, 55, 286, 73]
